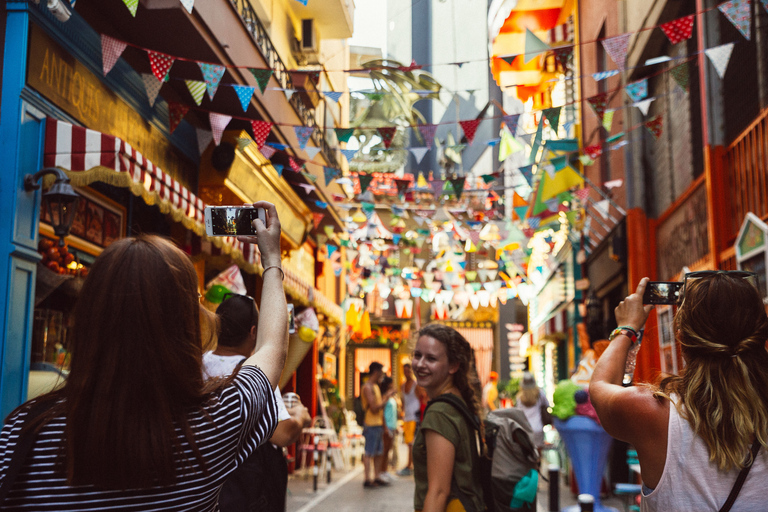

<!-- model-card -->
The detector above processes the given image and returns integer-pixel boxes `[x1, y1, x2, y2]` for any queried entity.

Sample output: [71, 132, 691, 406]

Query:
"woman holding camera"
[0, 202, 287, 511]
[591, 274, 768, 511]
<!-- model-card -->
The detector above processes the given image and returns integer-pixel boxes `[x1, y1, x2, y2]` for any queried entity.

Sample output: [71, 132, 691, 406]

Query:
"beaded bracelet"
[609, 326, 640, 345]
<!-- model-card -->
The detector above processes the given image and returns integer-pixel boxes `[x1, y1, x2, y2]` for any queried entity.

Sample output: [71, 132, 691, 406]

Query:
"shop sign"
[735, 213, 768, 297]
[656, 184, 709, 280]
[27, 24, 196, 188]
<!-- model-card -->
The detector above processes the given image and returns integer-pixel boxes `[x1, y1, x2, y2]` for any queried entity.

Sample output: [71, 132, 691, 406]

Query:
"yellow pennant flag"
[540, 167, 584, 201]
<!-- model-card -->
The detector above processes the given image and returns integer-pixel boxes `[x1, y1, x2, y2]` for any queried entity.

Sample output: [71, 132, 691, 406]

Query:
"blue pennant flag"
[267, 142, 288, 151]
[273, 164, 284, 176]
[487, 138, 501, 146]
[323, 166, 340, 186]
[231, 85, 255, 112]
[393, 234, 402, 244]
[315, 200, 328, 209]
[324, 91, 343, 103]
[518, 164, 534, 186]
[340, 148, 358, 161]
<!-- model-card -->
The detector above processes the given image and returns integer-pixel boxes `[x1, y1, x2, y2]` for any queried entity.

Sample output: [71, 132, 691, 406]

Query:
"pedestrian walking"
[411, 323, 484, 512]
[398, 359, 425, 476]
[591, 274, 768, 511]
[379, 375, 398, 482]
[515, 371, 551, 449]
[202, 293, 311, 511]
[361, 361, 394, 488]
[0, 201, 288, 511]
[482, 371, 500, 417]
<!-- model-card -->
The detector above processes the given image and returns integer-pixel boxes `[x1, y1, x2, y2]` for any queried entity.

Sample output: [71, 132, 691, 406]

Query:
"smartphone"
[642, 281, 683, 305]
[204, 206, 266, 237]
[288, 304, 296, 334]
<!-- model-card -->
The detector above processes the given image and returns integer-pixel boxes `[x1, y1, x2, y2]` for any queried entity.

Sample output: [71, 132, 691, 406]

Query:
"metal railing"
[229, 0, 340, 169]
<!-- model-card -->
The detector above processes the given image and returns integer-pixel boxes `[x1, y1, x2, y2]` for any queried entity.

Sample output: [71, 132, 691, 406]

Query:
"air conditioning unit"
[300, 19, 318, 53]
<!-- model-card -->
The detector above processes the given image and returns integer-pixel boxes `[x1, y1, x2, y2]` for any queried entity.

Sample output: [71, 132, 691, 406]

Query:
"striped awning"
[453, 327, 494, 386]
[43, 118, 342, 324]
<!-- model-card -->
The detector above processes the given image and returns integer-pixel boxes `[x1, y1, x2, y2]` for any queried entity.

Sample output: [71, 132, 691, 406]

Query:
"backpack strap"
[426, 394, 481, 434]
[719, 440, 761, 512]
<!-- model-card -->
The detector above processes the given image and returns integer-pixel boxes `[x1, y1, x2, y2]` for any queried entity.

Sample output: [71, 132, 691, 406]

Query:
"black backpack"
[353, 395, 365, 427]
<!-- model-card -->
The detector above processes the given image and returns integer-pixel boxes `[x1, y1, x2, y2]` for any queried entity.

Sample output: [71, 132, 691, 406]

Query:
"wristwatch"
[609, 326, 639, 345]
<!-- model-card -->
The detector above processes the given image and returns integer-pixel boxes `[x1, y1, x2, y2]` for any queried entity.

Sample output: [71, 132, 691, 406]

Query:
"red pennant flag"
[459, 119, 482, 144]
[418, 124, 437, 148]
[584, 144, 603, 160]
[288, 157, 304, 172]
[312, 212, 325, 229]
[147, 51, 175, 82]
[377, 127, 397, 149]
[394, 179, 411, 196]
[587, 92, 609, 121]
[250, 120, 273, 148]
[168, 102, 189, 134]
[645, 115, 663, 140]
[660, 15, 695, 45]
[573, 188, 591, 201]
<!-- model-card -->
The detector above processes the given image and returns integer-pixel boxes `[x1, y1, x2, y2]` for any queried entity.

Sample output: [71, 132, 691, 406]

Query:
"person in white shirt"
[203, 292, 310, 511]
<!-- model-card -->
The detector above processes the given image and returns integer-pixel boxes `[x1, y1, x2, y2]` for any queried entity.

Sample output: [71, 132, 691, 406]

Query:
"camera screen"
[644, 282, 683, 304]
[208, 208, 259, 236]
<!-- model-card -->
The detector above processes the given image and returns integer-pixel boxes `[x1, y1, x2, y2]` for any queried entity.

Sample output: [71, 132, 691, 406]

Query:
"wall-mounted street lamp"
[24, 168, 80, 247]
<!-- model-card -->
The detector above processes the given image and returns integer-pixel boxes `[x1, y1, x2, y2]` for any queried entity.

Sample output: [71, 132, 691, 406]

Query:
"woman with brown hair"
[0, 202, 288, 511]
[591, 274, 768, 511]
[411, 323, 484, 512]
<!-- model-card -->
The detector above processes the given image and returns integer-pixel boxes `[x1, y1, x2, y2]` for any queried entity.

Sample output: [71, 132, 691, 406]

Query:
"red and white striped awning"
[454, 327, 494, 386]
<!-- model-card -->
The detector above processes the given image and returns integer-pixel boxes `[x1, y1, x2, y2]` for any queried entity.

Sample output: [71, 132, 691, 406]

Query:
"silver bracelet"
[262, 265, 284, 281]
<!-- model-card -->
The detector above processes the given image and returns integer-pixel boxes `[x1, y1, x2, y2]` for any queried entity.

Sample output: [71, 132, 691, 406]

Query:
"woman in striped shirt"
[0, 201, 288, 511]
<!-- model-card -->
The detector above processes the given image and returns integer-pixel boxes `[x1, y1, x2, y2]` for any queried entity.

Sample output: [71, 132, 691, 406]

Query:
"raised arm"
[238, 202, 288, 389]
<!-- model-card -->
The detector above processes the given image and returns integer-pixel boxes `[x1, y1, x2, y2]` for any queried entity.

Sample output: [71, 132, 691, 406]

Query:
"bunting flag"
[304, 147, 321, 161]
[705, 42, 735, 78]
[514, 206, 529, 221]
[459, 119, 482, 144]
[500, 55, 517, 65]
[324, 91, 343, 103]
[551, 155, 568, 171]
[250, 120, 272, 148]
[180, 0, 194, 13]
[594, 199, 611, 220]
[294, 126, 314, 149]
[541, 167, 584, 201]
[592, 70, 620, 81]
[645, 115, 663, 140]
[601, 33, 631, 70]
[185, 80, 206, 105]
[543, 107, 562, 133]
[198, 63, 226, 100]
[625, 78, 648, 102]
[634, 97, 655, 116]
[524, 28, 550, 63]
[301, 171, 317, 183]
[378, 127, 397, 148]
[358, 174, 374, 193]
[670, 62, 690, 90]
[313, 212, 325, 229]
[719, 0, 752, 40]
[410, 147, 429, 163]
[340, 148, 358, 161]
[236, 137, 252, 151]
[763, 0, 768, 12]
[395, 179, 411, 196]
[122, 0, 138, 16]
[499, 127, 523, 161]
[518, 164, 534, 186]
[147, 51, 175, 82]
[587, 92, 609, 121]
[660, 15, 695, 44]
[502, 114, 520, 134]
[232, 85, 255, 111]
[168, 102, 189, 134]
[602, 110, 615, 131]
[552, 46, 574, 69]
[324, 166, 341, 186]
[430, 180, 446, 197]
[573, 187, 590, 202]
[272, 163, 283, 175]
[249, 69, 274, 94]
[450, 177, 466, 199]
[209, 113, 232, 146]
[335, 128, 355, 143]
[584, 143, 603, 159]
[288, 157, 304, 172]
[141, 73, 162, 107]
[418, 124, 437, 148]
[260, 146, 277, 159]
[101, 35, 127, 76]
[196, 129, 213, 155]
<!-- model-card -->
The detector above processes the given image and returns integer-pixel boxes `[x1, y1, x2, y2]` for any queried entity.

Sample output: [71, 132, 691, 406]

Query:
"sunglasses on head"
[681, 270, 759, 303]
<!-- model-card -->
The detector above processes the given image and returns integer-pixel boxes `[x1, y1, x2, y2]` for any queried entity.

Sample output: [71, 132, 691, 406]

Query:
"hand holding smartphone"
[204, 206, 267, 237]
[642, 281, 683, 305]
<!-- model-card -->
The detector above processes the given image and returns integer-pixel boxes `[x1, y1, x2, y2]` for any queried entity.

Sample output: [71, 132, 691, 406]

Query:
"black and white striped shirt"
[0, 365, 277, 511]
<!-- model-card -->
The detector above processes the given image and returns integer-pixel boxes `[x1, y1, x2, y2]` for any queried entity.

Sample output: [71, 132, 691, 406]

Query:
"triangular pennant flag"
[272, 163, 283, 175]
[168, 102, 189, 134]
[326, 244, 338, 258]
[430, 180, 446, 197]
[185, 80, 206, 105]
[340, 148, 358, 161]
[718, 0, 752, 40]
[122, 0, 138, 16]
[551, 155, 568, 171]
[594, 199, 611, 220]
[250, 120, 272, 148]
[304, 147, 322, 161]
[524, 28, 550, 63]
[645, 115, 663, 140]
[180, 0, 194, 13]
[502, 114, 520, 134]
[288, 157, 305, 172]
[625, 79, 648, 102]
[762, 0, 768, 12]
[232, 85, 255, 111]
[101, 35, 127, 76]
[410, 147, 429, 164]
[705, 42, 735, 79]
[236, 137, 252, 150]
[358, 174, 374, 193]
[459, 119, 482, 144]
[518, 164, 534, 186]
[377, 127, 397, 148]
[499, 126, 523, 161]
[601, 33, 631, 70]
[587, 92, 609, 121]
[543, 107, 562, 132]
[395, 179, 411, 196]
[261, 146, 277, 159]
[147, 51, 175, 82]
[335, 128, 355, 143]
[324, 91, 343, 103]
[198, 63, 226, 100]
[660, 14, 695, 45]
[209, 113, 232, 146]
[294, 126, 314, 149]
[196, 129, 213, 155]
[141, 73, 162, 107]
[297, 183, 315, 194]
[541, 167, 584, 201]
[602, 110, 615, 132]
[670, 62, 690, 90]
[552, 46, 574, 69]
[592, 70, 620, 81]
[418, 124, 437, 148]
[584, 143, 603, 160]
[313, 212, 325, 229]
[481, 174, 497, 184]
[500, 55, 517, 65]
[249, 69, 274, 94]
[573, 187, 590, 202]
[514, 206, 529, 221]
[634, 97, 655, 116]
[323, 166, 341, 186]
[301, 170, 317, 183]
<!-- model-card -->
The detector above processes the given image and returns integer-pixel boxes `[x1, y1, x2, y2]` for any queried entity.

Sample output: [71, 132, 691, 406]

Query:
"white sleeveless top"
[641, 397, 768, 512]
[402, 380, 421, 422]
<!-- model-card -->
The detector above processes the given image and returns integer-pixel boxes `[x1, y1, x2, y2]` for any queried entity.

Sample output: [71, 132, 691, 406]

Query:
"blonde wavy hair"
[653, 274, 768, 470]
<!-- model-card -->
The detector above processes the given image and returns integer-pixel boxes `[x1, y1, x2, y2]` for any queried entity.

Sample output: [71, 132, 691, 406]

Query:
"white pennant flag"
[477, 269, 489, 282]
[196, 128, 213, 155]
[634, 98, 655, 116]
[414, 258, 426, 269]
[488, 270, 498, 281]
[410, 147, 429, 164]
[705, 42, 735, 79]
[180, 0, 194, 13]
[395, 299, 405, 318]
[594, 199, 611, 220]
[304, 147, 322, 161]
[209, 113, 232, 146]
[141, 73, 162, 107]
[469, 294, 480, 310]
[478, 290, 490, 308]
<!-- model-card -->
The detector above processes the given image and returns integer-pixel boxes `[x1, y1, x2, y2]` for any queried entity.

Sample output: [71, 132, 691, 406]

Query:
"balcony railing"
[229, 0, 341, 169]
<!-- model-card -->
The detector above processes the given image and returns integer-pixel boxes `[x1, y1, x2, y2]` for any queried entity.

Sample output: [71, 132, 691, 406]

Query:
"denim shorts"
[362, 426, 384, 456]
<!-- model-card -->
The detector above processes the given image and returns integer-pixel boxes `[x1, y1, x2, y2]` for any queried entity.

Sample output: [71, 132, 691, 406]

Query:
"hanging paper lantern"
[298, 325, 316, 343]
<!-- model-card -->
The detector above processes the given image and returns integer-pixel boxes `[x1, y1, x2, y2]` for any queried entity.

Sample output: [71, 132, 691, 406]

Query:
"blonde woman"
[591, 274, 768, 511]
[515, 372, 550, 449]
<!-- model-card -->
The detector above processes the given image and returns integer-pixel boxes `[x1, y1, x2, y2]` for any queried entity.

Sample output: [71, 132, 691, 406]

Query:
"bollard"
[312, 435, 319, 492]
[578, 493, 594, 512]
[548, 464, 560, 512]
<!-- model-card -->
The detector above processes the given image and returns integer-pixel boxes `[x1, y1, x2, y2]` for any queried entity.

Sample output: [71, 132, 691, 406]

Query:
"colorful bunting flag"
[502, 114, 521, 134]
[395, 179, 411, 196]
[236, 137, 252, 150]
[634, 97, 655, 116]
[541, 167, 584, 201]
[592, 70, 620, 81]
[513, 206, 528, 221]
[719, 0, 752, 40]
[459, 119, 482, 144]
[552, 46, 574, 69]
[313, 213, 325, 229]
[180, 0, 194, 13]
[232, 85, 255, 111]
[294, 126, 314, 149]
[185, 80, 206, 105]
[304, 147, 321, 161]
[198, 63, 226, 100]
[573, 188, 590, 202]
[324, 91, 343, 103]
[430, 180, 445, 197]
[196, 129, 213, 155]
[500, 55, 517, 65]
[449, 177, 466, 199]
[418, 124, 437, 148]
[587, 92, 609, 121]
[602, 110, 615, 131]
[147, 51, 175, 82]
[543, 107, 562, 132]
[584, 144, 603, 160]
[301, 171, 317, 183]
[410, 147, 429, 164]
[705, 42, 735, 79]
[358, 174, 374, 193]
[518, 164, 534, 186]
[601, 33, 631, 70]
[288, 157, 304, 172]
[168, 102, 189, 134]
[249, 69, 274, 94]
[625, 79, 648, 102]
[546, 139, 579, 152]
[260, 146, 277, 159]
[660, 14, 695, 45]
[340, 148, 358, 161]
[524, 28, 550, 63]
[272, 163, 283, 175]
[645, 115, 663, 140]
[141, 73, 162, 107]
[335, 128, 355, 143]
[209, 113, 231, 146]
[670, 62, 690, 90]
[499, 127, 523, 161]
[250, 120, 272, 148]
[762, 0, 768, 12]
[122, 0, 138, 16]
[377, 127, 397, 149]
[101, 35, 127, 76]
[323, 166, 341, 186]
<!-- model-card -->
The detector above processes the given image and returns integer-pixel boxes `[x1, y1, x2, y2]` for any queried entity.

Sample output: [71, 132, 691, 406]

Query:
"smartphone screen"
[642, 282, 683, 305]
[288, 304, 296, 334]
[204, 207, 265, 236]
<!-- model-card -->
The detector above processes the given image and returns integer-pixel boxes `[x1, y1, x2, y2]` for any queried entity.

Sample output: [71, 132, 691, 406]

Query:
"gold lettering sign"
[27, 24, 195, 189]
